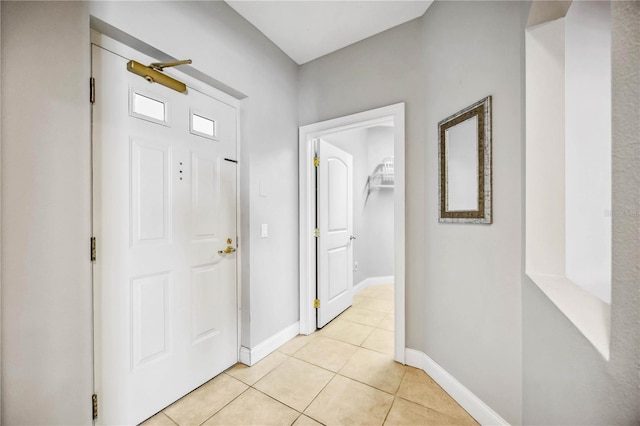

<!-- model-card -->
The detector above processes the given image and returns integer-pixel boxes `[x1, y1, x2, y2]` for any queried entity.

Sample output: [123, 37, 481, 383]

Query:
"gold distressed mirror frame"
[438, 96, 492, 224]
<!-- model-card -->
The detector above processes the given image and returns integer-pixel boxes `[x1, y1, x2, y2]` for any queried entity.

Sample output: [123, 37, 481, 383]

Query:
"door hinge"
[313, 228, 320, 238]
[90, 77, 96, 104]
[90, 237, 96, 262]
[92, 394, 98, 420]
[313, 156, 319, 168]
[314, 299, 320, 309]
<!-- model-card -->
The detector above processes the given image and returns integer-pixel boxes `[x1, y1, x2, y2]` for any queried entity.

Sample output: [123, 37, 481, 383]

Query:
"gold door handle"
[218, 246, 236, 255]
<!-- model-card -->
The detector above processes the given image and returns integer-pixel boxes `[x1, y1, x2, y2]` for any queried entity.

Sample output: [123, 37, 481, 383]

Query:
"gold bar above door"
[126, 60, 191, 93]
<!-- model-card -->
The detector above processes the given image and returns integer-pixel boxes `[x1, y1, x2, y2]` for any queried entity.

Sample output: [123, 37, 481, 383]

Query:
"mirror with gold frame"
[438, 96, 492, 224]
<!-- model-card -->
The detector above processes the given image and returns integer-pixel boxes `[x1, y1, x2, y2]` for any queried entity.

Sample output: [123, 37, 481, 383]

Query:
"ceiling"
[225, 1, 434, 65]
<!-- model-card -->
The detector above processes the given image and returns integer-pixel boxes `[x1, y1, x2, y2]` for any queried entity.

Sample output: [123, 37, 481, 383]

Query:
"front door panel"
[93, 42, 238, 425]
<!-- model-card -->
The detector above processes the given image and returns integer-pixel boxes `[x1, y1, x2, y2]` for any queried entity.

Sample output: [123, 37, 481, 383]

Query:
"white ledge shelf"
[525, 10, 612, 362]
[527, 273, 610, 360]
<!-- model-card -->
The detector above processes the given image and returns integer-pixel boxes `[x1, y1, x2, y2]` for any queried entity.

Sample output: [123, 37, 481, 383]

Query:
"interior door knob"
[218, 246, 236, 255]
[350, 235, 356, 240]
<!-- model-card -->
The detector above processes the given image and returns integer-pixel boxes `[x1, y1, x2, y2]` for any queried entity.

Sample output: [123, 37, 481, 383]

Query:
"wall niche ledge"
[527, 273, 610, 360]
[525, 0, 612, 361]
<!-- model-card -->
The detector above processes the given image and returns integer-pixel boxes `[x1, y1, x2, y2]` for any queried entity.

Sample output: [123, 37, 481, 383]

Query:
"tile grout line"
[225, 351, 291, 387]
[334, 360, 408, 399]
[325, 316, 378, 347]
[378, 364, 409, 426]
[296, 308, 374, 414]
[380, 396, 397, 426]
[351, 304, 394, 317]
[394, 394, 476, 424]
[198, 358, 297, 425]
[304, 310, 400, 424]
[157, 370, 237, 425]
[160, 411, 180, 426]
[240, 342, 339, 403]
[289, 347, 359, 376]
[277, 332, 320, 356]
[393, 367, 480, 424]
[195, 385, 253, 426]
[250, 374, 333, 424]
[291, 412, 303, 426]
[248, 387, 304, 417]
[243, 355, 335, 422]
[296, 371, 338, 425]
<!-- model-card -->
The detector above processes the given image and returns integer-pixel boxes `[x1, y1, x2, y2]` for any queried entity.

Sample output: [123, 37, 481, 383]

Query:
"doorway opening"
[299, 103, 405, 364]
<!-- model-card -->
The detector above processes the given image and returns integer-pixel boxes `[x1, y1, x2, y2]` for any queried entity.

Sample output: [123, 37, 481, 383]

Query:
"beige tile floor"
[141, 284, 478, 426]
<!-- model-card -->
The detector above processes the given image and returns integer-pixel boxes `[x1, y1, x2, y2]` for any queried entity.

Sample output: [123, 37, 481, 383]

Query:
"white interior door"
[92, 41, 238, 425]
[317, 139, 354, 328]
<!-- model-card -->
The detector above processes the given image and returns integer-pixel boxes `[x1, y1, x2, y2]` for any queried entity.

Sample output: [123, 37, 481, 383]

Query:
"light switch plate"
[261, 223, 268, 238]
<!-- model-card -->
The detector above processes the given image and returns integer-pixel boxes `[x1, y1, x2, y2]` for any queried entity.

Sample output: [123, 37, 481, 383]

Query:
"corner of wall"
[2, 2, 93, 423]
[405, 348, 509, 425]
[239, 322, 299, 366]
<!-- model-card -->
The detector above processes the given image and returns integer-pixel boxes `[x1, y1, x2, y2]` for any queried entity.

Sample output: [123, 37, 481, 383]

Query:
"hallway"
[141, 284, 477, 425]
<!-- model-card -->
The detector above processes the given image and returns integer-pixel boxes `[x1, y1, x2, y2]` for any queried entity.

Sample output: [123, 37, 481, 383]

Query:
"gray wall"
[324, 126, 395, 285]
[522, 2, 640, 423]
[2, 3, 93, 423]
[364, 127, 395, 280]
[2, 1, 637, 424]
[1, 1, 299, 423]
[421, 4, 526, 422]
[299, 2, 526, 423]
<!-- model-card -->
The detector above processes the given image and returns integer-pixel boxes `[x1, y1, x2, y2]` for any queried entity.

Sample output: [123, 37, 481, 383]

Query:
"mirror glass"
[445, 115, 478, 211]
[438, 96, 492, 224]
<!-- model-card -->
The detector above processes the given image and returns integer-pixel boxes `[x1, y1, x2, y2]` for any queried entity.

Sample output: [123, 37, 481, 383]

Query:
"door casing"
[298, 103, 406, 364]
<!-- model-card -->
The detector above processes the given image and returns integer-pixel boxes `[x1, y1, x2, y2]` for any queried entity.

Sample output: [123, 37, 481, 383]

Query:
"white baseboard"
[238, 322, 300, 366]
[238, 346, 251, 366]
[405, 348, 509, 426]
[354, 276, 394, 293]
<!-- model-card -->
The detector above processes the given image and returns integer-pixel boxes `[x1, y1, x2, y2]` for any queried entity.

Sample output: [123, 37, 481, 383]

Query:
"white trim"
[89, 17, 247, 100]
[239, 322, 300, 366]
[405, 348, 509, 426]
[90, 30, 240, 109]
[354, 276, 395, 293]
[235, 103, 243, 374]
[0, 13, 3, 418]
[526, 274, 610, 359]
[299, 103, 405, 364]
[238, 346, 251, 366]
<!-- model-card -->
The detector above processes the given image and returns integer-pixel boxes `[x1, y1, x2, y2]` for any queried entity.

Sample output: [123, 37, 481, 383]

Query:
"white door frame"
[299, 103, 406, 364]
[90, 31, 244, 416]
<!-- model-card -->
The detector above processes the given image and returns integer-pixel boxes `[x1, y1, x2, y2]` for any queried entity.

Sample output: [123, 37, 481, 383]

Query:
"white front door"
[317, 139, 354, 328]
[92, 40, 238, 425]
